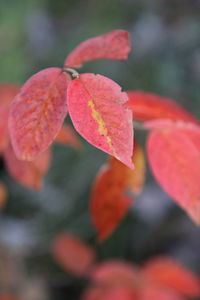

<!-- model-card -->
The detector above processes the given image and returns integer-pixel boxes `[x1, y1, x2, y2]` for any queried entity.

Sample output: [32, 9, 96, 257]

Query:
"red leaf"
[3, 143, 51, 189]
[90, 165, 132, 241]
[138, 286, 184, 300]
[9, 68, 70, 161]
[125, 91, 199, 125]
[64, 30, 131, 68]
[0, 84, 20, 152]
[147, 127, 200, 223]
[141, 257, 200, 298]
[52, 233, 95, 276]
[90, 261, 138, 287]
[55, 124, 81, 149]
[67, 73, 133, 168]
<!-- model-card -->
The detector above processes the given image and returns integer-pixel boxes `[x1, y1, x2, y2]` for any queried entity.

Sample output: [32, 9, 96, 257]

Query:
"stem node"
[62, 67, 79, 79]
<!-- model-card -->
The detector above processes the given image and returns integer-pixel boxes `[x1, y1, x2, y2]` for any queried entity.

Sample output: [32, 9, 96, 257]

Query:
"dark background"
[0, 0, 200, 299]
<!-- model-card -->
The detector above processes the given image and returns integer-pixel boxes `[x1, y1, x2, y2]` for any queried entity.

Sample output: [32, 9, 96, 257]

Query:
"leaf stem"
[133, 121, 147, 131]
[63, 67, 79, 79]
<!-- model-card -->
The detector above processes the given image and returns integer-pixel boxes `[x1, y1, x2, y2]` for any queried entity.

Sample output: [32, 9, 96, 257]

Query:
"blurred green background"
[0, 0, 200, 299]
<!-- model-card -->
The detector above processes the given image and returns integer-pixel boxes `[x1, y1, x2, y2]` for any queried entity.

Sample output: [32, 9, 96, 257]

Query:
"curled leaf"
[67, 73, 133, 168]
[9, 68, 70, 161]
[65, 30, 131, 68]
[52, 233, 95, 276]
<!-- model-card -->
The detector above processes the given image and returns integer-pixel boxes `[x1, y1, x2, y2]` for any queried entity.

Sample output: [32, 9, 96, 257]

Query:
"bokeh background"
[0, 0, 200, 299]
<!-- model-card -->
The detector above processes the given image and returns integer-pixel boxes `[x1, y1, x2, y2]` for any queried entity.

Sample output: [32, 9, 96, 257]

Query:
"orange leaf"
[64, 30, 131, 68]
[109, 140, 146, 195]
[0, 84, 20, 152]
[52, 233, 95, 276]
[147, 127, 200, 224]
[3, 143, 51, 189]
[125, 91, 199, 125]
[129, 141, 146, 194]
[67, 73, 134, 168]
[90, 164, 132, 242]
[90, 140, 145, 241]
[55, 124, 81, 150]
[141, 257, 200, 298]
[0, 182, 7, 209]
[9, 68, 70, 161]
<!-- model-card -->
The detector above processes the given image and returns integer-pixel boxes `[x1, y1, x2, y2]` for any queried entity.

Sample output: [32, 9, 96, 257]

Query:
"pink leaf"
[64, 30, 131, 68]
[67, 73, 134, 168]
[9, 68, 70, 160]
[147, 127, 200, 224]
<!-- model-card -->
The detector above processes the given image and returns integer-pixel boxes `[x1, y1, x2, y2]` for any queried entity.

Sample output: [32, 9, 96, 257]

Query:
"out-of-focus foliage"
[52, 233, 200, 300]
[0, 0, 200, 299]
